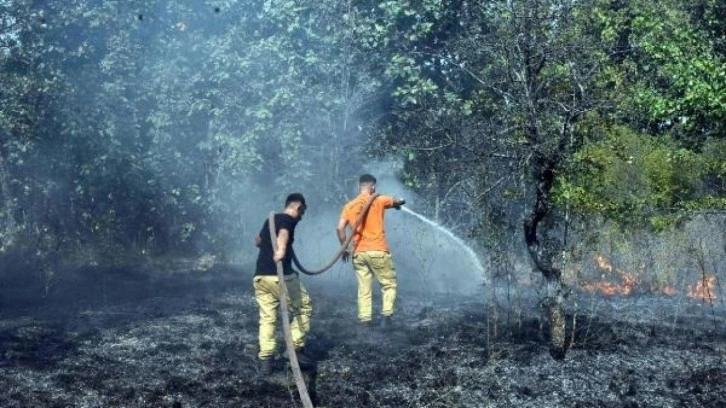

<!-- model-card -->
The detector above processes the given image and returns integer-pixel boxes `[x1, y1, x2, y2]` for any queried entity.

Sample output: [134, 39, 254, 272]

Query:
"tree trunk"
[523, 156, 568, 360]
[546, 279, 567, 360]
[0, 151, 18, 249]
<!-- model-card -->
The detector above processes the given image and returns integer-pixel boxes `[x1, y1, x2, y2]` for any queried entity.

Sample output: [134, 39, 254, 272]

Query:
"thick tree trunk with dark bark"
[523, 156, 568, 360]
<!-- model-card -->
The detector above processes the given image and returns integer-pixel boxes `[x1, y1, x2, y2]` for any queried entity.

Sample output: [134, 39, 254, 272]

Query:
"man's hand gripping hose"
[268, 214, 315, 408]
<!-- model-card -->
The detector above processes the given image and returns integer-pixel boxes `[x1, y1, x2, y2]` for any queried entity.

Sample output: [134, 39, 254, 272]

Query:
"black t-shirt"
[255, 213, 298, 276]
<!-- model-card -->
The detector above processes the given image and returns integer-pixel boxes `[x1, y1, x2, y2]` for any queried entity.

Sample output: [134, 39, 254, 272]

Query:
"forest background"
[1, 0, 725, 355]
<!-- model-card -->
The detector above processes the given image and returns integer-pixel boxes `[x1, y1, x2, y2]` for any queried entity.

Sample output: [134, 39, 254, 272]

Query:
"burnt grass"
[1, 266, 725, 408]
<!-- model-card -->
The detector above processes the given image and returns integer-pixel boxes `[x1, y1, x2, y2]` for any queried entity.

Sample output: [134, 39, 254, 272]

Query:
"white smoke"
[294, 158, 488, 298]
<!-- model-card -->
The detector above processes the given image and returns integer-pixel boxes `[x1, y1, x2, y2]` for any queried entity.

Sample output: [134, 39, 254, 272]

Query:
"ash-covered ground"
[0, 265, 724, 408]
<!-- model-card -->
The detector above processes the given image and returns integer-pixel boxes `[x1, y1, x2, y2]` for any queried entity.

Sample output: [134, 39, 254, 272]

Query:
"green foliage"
[555, 124, 722, 230]
[548, 0, 726, 234]
[1, 0, 392, 265]
[1, 0, 724, 275]
[591, 0, 726, 145]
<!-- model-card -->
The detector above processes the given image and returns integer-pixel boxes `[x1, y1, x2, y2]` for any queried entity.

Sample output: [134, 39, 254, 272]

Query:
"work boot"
[296, 347, 315, 368]
[283, 346, 315, 368]
[357, 320, 373, 334]
[380, 315, 394, 331]
[347, 320, 371, 338]
[258, 358, 274, 375]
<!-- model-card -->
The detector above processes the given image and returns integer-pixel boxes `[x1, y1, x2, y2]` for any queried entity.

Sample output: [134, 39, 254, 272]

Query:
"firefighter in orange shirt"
[336, 174, 405, 328]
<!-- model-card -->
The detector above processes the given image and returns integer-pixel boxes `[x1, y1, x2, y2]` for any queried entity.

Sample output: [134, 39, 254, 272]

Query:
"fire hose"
[267, 193, 380, 408]
[292, 193, 381, 275]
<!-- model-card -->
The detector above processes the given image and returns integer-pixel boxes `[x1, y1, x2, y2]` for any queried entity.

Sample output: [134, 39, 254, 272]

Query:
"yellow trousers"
[253, 274, 312, 360]
[352, 251, 397, 322]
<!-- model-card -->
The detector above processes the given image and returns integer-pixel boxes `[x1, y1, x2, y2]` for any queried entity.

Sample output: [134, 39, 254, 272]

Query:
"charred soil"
[1, 266, 724, 407]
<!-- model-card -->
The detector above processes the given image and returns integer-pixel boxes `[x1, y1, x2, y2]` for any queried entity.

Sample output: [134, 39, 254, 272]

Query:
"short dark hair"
[359, 174, 377, 184]
[285, 193, 306, 209]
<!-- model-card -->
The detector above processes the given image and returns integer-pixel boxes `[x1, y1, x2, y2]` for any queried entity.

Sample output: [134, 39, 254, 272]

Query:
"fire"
[688, 275, 717, 302]
[581, 255, 638, 296]
[593, 254, 614, 273]
[649, 282, 678, 296]
[584, 255, 719, 301]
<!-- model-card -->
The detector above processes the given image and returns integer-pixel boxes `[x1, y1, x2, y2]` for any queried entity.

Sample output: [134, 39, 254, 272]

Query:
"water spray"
[399, 206, 486, 281]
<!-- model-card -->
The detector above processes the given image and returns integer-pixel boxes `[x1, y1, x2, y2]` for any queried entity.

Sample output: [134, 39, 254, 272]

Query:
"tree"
[375, 0, 605, 358]
[0, 0, 62, 253]
[557, 0, 726, 228]
[368, 0, 726, 359]
[2, 0, 393, 269]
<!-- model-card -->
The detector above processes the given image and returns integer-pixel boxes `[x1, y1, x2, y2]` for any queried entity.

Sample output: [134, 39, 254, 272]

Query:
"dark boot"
[380, 315, 393, 331]
[295, 347, 315, 368]
[283, 346, 315, 368]
[356, 320, 373, 335]
[259, 358, 274, 375]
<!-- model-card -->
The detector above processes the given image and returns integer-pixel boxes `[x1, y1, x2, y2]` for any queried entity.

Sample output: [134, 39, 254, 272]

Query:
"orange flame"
[688, 275, 717, 302]
[593, 254, 613, 273]
[649, 280, 678, 296]
[582, 255, 638, 296]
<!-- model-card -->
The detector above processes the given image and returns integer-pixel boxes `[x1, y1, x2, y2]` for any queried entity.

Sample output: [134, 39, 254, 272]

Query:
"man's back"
[342, 193, 396, 252]
[255, 213, 298, 275]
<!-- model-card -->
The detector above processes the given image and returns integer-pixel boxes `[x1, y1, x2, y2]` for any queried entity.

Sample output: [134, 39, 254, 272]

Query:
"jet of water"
[399, 206, 486, 282]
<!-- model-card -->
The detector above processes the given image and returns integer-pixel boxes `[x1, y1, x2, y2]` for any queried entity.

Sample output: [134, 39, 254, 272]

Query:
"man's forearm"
[276, 236, 288, 254]
[274, 229, 290, 261]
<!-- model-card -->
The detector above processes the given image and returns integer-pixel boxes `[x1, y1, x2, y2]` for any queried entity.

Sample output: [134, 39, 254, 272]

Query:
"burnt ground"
[0, 266, 725, 408]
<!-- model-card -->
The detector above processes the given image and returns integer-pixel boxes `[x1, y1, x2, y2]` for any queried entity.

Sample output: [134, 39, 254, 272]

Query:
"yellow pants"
[253, 274, 312, 360]
[352, 251, 397, 322]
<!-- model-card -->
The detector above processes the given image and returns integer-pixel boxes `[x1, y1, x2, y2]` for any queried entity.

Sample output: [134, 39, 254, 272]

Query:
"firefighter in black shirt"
[253, 193, 313, 371]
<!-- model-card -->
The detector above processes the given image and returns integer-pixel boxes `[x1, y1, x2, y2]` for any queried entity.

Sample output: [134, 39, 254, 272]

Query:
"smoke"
[4, 0, 490, 303]
[294, 158, 488, 298]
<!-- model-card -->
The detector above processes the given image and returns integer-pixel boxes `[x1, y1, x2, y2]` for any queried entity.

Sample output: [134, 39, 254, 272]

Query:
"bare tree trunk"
[523, 156, 568, 360]
[0, 151, 18, 249]
[546, 279, 567, 360]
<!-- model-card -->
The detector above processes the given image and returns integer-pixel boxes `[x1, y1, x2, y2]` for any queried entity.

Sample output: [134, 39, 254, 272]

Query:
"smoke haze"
[294, 159, 487, 298]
